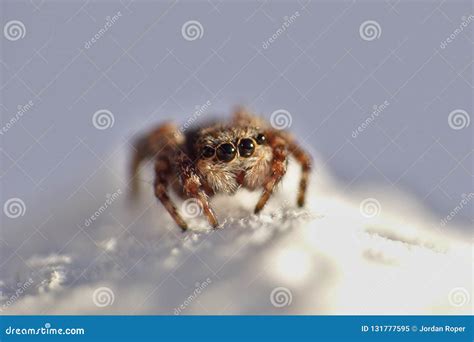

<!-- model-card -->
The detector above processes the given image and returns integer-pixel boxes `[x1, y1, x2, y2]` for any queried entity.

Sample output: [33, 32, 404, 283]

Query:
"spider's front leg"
[254, 133, 288, 214]
[176, 151, 219, 229]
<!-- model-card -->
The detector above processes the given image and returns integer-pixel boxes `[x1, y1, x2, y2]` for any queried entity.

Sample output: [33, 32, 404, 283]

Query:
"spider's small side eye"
[256, 133, 266, 145]
[202, 146, 215, 158]
[216, 143, 236, 162]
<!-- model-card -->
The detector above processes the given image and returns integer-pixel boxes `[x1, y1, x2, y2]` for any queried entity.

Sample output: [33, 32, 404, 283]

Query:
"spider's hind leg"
[129, 123, 182, 196]
[154, 156, 189, 231]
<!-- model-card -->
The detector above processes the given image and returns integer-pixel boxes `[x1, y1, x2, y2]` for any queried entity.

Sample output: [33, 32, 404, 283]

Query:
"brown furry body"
[130, 108, 311, 230]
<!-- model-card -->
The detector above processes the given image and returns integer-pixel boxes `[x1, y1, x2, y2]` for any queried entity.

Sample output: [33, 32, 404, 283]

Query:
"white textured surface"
[1, 157, 472, 315]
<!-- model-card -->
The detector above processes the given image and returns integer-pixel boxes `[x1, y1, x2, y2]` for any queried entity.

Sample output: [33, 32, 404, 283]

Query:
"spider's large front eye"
[216, 143, 236, 162]
[202, 146, 215, 158]
[238, 138, 255, 157]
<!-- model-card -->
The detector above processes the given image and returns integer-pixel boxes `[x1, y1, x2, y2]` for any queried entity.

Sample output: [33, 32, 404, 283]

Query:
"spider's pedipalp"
[177, 149, 219, 228]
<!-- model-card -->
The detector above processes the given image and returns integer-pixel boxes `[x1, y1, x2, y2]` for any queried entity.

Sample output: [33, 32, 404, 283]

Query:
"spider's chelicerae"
[130, 108, 311, 231]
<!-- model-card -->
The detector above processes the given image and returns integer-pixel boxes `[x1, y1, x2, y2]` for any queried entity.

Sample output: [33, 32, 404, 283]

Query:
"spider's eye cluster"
[216, 143, 237, 162]
[202, 134, 266, 162]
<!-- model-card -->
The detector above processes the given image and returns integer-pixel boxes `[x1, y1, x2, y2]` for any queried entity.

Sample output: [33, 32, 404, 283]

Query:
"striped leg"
[288, 142, 311, 207]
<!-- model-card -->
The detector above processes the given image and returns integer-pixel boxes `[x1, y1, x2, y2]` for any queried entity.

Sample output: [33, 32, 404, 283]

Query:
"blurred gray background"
[1, 0, 472, 237]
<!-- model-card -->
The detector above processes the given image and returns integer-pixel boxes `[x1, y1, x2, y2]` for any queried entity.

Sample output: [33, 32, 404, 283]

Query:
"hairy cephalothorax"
[130, 108, 311, 231]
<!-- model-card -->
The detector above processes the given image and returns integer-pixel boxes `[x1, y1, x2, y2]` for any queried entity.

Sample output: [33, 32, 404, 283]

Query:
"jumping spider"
[130, 108, 311, 231]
